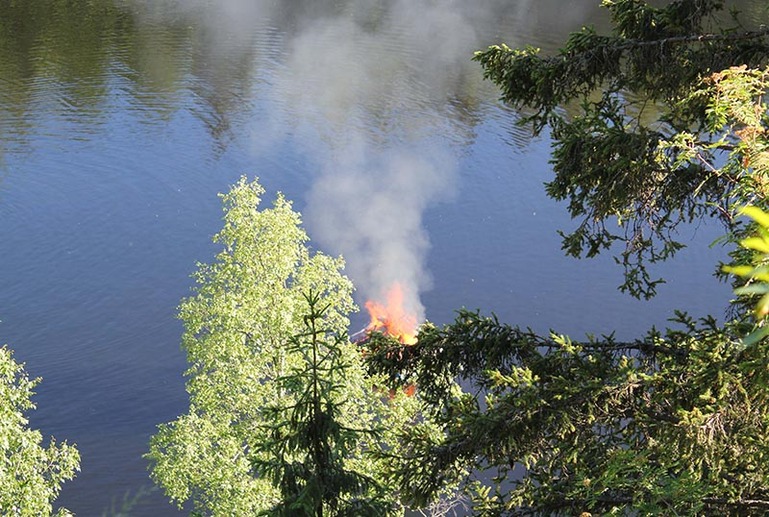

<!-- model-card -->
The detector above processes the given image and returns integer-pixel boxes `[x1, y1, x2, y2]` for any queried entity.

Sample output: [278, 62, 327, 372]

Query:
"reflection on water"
[0, 0, 613, 158]
[0, 0, 760, 514]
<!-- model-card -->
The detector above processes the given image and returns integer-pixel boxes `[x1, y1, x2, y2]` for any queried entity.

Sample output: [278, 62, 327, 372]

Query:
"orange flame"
[364, 283, 418, 345]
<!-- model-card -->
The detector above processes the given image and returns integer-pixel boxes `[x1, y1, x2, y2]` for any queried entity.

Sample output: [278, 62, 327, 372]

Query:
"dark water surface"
[0, 1, 764, 514]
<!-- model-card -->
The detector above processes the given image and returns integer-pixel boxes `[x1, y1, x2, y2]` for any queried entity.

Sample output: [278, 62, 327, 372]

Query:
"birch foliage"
[0, 346, 79, 517]
[148, 177, 410, 515]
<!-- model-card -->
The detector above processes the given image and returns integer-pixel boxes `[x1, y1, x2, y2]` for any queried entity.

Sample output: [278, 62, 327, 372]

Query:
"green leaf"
[734, 284, 769, 296]
[723, 264, 757, 277]
[756, 292, 769, 317]
[742, 325, 769, 347]
[741, 237, 769, 253]
[741, 206, 769, 228]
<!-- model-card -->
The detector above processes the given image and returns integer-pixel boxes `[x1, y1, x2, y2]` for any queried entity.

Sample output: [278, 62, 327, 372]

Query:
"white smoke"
[308, 138, 456, 322]
[127, 0, 589, 321]
[252, 1, 482, 320]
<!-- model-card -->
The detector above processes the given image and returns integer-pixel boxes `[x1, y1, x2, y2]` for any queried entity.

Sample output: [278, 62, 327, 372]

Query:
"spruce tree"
[254, 292, 392, 516]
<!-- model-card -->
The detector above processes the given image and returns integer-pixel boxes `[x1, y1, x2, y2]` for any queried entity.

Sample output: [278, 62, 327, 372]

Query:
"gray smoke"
[125, 0, 603, 321]
[252, 1, 486, 320]
[308, 138, 456, 322]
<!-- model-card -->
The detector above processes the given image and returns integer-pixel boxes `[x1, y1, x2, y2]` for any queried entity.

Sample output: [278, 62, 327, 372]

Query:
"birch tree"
[148, 177, 414, 515]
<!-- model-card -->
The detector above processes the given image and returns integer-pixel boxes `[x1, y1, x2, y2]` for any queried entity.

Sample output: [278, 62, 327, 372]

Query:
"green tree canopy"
[0, 345, 80, 516]
[147, 177, 416, 515]
[367, 308, 769, 515]
[254, 291, 393, 516]
[474, 0, 769, 298]
[362, 1, 769, 515]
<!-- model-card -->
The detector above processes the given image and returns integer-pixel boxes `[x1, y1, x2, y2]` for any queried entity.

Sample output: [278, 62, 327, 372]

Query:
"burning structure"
[363, 282, 418, 345]
[353, 282, 420, 396]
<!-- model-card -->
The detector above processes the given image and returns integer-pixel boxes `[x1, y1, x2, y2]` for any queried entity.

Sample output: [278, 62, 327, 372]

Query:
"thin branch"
[558, 27, 769, 62]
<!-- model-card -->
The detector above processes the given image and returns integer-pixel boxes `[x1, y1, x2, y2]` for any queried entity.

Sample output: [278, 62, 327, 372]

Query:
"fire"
[364, 283, 418, 345]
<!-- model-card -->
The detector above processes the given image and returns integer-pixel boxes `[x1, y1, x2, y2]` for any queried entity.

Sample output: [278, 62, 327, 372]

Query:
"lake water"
[0, 1, 763, 514]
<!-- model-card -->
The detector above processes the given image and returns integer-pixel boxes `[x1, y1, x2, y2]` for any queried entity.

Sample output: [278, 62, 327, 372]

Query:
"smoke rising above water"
[256, 0, 484, 321]
[308, 140, 456, 323]
[125, 0, 604, 322]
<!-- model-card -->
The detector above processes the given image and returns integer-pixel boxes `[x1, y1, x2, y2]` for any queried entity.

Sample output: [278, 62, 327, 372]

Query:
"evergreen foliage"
[367, 310, 769, 515]
[474, 0, 769, 298]
[145, 3, 769, 515]
[0, 345, 80, 517]
[147, 177, 412, 515]
[725, 206, 769, 344]
[362, 1, 769, 515]
[254, 292, 392, 516]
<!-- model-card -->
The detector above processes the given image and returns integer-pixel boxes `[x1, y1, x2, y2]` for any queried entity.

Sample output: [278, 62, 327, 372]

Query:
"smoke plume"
[256, 0, 486, 322]
[129, 0, 568, 322]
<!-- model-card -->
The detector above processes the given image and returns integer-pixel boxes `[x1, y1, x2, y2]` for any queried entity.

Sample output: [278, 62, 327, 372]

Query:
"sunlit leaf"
[741, 206, 769, 228]
[741, 237, 769, 253]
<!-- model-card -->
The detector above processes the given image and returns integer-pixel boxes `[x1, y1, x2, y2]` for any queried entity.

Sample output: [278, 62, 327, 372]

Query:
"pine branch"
[562, 26, 769, 61]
